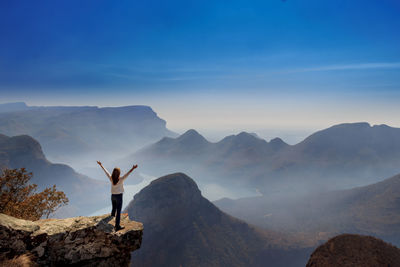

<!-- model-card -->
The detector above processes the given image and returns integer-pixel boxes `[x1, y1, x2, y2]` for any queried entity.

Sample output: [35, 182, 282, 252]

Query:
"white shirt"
[101, 167, 132, 194]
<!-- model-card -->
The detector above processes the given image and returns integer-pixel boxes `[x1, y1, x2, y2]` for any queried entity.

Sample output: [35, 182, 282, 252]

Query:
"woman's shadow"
[97, 215, 117, 232]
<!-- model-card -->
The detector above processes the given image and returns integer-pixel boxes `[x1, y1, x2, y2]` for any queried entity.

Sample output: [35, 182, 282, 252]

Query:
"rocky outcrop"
[0, 213, 143, 266]
[126, 172, 312, 267]
[306, 234, 400, 267]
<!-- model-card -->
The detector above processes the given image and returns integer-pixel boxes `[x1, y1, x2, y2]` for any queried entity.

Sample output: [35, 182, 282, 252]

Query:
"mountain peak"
[149, 172, 199, 189]
[133, 172, 202, 203]
[270, 137, 285, 144]
[126, 172, 310, 267]
[181, 129, 201, 136]
[237, 131, 259, 139]
[269, 137, 289, 150]
[125, 172, 208, 232]
[295, 122, 400, 159]
[177, 129, 210, 145]
[218, 131, 268, 148]
[301, 122, 400, 148]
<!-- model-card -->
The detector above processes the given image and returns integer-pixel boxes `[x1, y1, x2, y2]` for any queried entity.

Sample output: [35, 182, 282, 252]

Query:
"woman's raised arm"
[121, 164, 138, 181]
[97, 161, 112, 182]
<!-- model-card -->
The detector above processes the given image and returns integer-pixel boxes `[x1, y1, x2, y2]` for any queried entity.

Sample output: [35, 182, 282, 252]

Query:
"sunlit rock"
[0, 213, 143, 266]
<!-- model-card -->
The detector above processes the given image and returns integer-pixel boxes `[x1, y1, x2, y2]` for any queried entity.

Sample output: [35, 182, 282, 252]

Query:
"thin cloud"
[98, 61, 400, 83]
[289, 62, 400, 73]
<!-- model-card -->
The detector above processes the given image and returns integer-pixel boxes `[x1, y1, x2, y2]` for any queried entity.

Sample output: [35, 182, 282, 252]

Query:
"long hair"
[111, 168, 121, 185]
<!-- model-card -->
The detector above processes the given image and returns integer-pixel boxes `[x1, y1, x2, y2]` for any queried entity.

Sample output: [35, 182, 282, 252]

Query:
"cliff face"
[0, 213, 143, 266]
[0, 104, 177, 161]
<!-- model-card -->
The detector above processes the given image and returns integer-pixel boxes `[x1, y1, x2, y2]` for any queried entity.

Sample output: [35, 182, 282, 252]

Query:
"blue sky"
[1, 0, 400, 142]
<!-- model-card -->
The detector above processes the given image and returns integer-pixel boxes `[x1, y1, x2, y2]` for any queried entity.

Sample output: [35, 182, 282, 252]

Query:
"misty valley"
[1, 102, 400, 266]
[2, 0, 400, 265]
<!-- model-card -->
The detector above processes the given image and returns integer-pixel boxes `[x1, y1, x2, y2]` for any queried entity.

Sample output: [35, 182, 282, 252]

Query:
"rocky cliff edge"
[0, 213, 143, 266]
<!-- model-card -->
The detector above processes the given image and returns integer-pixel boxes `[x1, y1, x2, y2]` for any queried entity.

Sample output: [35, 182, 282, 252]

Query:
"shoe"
[115, 226, 125, 231]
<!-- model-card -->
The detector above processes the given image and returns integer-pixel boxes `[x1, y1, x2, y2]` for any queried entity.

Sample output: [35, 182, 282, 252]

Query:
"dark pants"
[111, 193, 123, 228]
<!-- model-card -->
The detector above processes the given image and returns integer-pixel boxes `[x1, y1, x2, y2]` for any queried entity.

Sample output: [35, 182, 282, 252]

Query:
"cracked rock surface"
[0, 213, 143, 266]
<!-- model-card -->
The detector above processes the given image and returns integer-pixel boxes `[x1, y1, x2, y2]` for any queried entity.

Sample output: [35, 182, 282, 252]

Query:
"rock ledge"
[0, 213, 143, 266]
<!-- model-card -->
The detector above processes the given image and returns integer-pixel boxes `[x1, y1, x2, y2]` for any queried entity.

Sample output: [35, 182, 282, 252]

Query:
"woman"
[97, 161, 138, 231]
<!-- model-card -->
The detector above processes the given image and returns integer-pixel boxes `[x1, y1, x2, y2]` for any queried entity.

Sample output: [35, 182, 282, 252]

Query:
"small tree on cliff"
[0, 168, 68, 220]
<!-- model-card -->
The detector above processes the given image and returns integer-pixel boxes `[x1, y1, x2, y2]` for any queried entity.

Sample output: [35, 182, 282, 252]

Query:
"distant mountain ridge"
[215, 172, 400, 247]
[0, 102, 177, 174]
[0, 102, 29, 113]
[132, 122, 400, 195]
[125, 172, 312, 267]
[132, 129, 288, 184]
[280, 122, 400, 164]
[0, 133, 108, 217]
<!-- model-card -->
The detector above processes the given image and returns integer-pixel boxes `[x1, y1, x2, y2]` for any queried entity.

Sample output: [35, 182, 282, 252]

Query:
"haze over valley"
[1, 101, 400, 265]
[1, 1, 400, 265]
